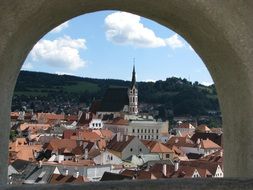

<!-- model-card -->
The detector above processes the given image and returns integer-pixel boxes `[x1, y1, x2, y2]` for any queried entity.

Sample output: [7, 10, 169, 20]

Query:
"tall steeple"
[131, 64, 136, 89]
[128, 61, 138, 115]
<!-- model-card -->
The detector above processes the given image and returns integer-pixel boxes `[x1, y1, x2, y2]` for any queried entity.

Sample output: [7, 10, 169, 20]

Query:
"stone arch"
[1, 0, 253, 184]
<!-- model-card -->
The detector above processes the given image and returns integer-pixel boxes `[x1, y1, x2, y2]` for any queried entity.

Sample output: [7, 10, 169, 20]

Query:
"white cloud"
[165, 34, 185, 49]
[144, 79, 156, 82]
[30, 35, 86, 71]
[201, 81, 214, 86]
[51, 21, 69, 33]
[55, 71, 74, 76]
[105, 12, 184, 49]
[21, 62, 33, 70]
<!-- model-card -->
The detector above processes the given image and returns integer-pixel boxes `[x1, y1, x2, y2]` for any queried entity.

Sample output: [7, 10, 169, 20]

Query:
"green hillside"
[13, 71, 220, 116]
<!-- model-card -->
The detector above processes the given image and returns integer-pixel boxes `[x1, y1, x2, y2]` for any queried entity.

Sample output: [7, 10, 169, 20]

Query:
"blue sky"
[22, 10, 213, 85]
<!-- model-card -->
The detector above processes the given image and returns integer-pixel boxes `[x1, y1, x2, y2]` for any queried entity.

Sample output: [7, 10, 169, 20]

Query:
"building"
[93, 65, 138, 118]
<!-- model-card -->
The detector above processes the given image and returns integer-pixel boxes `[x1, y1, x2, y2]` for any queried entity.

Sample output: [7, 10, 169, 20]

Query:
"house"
[107, 134, 149, 160]
[120, 169, 157, 180]
[93, 150, 123, 165]
[180, 160, 223, 178]
[174, 122, 195, 137]
[195, 124, 211, 133]
[142, 140, 174, 160]
[9, 138, 42, 162]
[191, 132, 223, 147]
[100, 172, 132, 181]
[49, 174, 87, 184]
[24, 164, 56, 184]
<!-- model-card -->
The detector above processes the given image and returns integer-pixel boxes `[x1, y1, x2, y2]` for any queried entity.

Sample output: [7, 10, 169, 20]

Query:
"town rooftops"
[49, 174, 86, 184]
[107, 135, 135, 152]
[100, 172, 132, 181]
[177, 123, 195, 129]
[142, 140, 173, 153]
[200, 139, 221, 149]
[191, 132, 222, 146]
[195, 124, 211, 133]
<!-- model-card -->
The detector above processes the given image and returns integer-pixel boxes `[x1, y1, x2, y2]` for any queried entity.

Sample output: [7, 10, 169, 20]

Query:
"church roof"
[98, 86, 129, 112]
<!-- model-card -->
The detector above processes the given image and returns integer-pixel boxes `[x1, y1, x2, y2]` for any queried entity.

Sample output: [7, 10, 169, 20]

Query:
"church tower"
[128, 65, 138, 115]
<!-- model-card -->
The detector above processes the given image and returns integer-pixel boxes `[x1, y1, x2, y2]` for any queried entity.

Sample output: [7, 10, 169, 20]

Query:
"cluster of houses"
[8, 110, 223, 184]
[8, 66, 223, 184]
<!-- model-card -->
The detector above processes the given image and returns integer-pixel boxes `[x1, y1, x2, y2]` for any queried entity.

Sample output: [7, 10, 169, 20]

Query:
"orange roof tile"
[142, 140, 173, 153]
[196, 124, 211, 133]
[200, 139, 221, 149]
[178, 123, 195, 129]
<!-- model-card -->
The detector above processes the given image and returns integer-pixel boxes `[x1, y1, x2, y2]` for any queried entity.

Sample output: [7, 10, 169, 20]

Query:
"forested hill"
[13, 71, 219, 116]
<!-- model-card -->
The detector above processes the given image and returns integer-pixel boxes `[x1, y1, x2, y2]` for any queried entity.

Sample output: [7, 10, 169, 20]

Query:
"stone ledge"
[2, 178, 253, 190]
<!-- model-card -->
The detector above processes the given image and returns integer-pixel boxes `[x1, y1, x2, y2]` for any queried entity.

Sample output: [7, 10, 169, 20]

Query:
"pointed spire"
[131, 60, 136, 89]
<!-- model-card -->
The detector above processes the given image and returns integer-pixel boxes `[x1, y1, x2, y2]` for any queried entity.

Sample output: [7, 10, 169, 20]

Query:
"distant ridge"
[13, 71, 219, 116]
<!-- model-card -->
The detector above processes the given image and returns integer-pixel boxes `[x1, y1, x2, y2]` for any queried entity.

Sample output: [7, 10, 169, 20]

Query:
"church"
[90, 65, 139, 119]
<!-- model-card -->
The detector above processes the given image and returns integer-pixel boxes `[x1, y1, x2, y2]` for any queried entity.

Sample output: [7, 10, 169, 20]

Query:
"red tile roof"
[178, 123, 195, 129]
[107, 135, 135, 152]
[200, 139, 221, 149]
[142, 140, 173, 153]
[49, 174, 86, 184]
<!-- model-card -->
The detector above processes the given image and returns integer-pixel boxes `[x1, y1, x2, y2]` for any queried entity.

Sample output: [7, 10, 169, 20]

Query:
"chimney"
[116, 133, 120, 142]
[73, 171, 79, 178]
[220, 150, 223, 157]
[86, 112, 90, 120]
[120, 134, 124, 142]
[162, 164, 167, 176]
[175, 138, 179, 144]
[125, 135, 129, 141]
[174, 161, 179, 172]
[84, 148, 88, 160]
[38, 160, 42, 168]
[196, 138, 201, 144]
[65, 169, 69, 176]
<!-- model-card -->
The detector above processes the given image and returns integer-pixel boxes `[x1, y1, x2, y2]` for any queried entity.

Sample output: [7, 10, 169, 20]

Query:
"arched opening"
[1, 0, 253, 185]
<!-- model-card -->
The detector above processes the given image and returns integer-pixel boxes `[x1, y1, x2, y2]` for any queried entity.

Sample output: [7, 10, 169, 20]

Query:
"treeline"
[13, 71, 220, 116]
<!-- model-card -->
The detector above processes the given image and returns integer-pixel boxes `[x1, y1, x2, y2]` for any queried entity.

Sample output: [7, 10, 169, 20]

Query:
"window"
[139, 148, 142, 152]
[152, 129, 154, 133]
[133, 129, 135, 133]
[156, 129, 159, 133]
[137, 129, 139, 133]
[166, 154, 170, 158]
[145, 129, 147, 133]
[156, 135, 159, 139]
[148, 129, 150, 133]
[141, 129, 143, 133]
[130, 148, 133, 152]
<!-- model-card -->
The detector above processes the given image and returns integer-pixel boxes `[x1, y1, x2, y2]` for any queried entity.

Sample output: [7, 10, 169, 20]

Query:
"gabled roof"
[121, 169, 154, 180]
[191, 132, 222, 146]
[24, 165, 56, 184]
[200, 139, 221, 149]
[109, 117, 129, 125]
[100, 172, 132, 181]
[11, 159, 32, 173]
[177, 123, 195, 129]
[107, 135, 135, 152]
[93, 129, 114, 140]
[45, 139, 79, 153]
[142, 140, 173, 153]
[180, 160, 221, 176]
[196, 124, 211, 133]
[167, 136, 195, 148]
[200, 150, 223, 163]
[49, 174, 86, 184]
